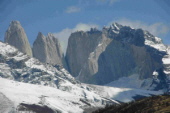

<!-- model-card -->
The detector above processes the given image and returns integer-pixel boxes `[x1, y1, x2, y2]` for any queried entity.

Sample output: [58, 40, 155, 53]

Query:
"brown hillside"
[93, 95, 170, 113]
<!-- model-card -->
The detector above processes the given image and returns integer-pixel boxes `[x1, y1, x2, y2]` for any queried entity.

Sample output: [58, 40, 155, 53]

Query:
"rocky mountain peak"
[33, 32, 67, 67]
[103, 23, 145, 46]
[4, 20, 32, 57]
[36, 32, 46, 41]
[66, 22, 167, 86]
[11, 20, 20, 23]
[105, 23, 163, 47]
[46, 33, 60, 43]
[89, 28, 100, 33]
[111, 22, 122, 30]
[144, 31, 163, 44]
[47, 32, 54, 37]
[37, 32, 44, 37]
[103, 23, 122, 32]
[10, 20, 20, 26]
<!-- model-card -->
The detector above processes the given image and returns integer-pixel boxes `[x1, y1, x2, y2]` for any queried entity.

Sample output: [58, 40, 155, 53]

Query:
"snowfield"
[0, 42, 120, 113]
[0, 78, 163, 113]
[0, 78, 104, 113]
[87, 84, 163, 103]
[106, 74, 153, 89]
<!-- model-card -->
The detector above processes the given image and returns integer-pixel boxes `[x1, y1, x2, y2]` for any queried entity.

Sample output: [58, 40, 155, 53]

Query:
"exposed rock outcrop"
[66, 29, 102, 77]
[33, 32, 67, 67]
[66, 23, 166, 85]
[4, 21, 32, 57]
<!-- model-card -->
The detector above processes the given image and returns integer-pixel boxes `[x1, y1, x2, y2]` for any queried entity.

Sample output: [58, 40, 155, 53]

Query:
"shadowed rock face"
[33, 32, 67, 67]
[4, 21, 32, 57]
[66, 23, 165, 85]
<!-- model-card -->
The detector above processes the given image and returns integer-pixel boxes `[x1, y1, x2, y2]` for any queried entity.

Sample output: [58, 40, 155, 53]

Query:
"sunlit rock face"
[4, 21, 32, 57]
[66, 23, 166, 85]
[66, 29, 102, 78]
[33, 32, 67, 68]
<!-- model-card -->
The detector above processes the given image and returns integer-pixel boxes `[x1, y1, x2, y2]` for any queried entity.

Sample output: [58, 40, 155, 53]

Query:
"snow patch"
[88, 84, 163, 103]
[106, 74, 152, 89]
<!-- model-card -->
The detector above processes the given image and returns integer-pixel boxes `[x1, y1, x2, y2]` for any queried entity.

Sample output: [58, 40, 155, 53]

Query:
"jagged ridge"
[66, 23, 169, 91]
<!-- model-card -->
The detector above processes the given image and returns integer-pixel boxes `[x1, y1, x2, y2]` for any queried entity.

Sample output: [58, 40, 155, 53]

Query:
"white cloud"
[109, 18, 169, 36]
[53, 23, 99, 53]
[65, 6, 81, 13]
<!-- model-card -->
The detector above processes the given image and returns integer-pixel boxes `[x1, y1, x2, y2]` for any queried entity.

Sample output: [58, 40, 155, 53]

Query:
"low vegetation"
[93, 95, 170, 113]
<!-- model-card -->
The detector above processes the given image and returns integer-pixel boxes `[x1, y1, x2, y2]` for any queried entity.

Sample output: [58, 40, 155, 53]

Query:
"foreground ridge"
[93, 95, 170, 113]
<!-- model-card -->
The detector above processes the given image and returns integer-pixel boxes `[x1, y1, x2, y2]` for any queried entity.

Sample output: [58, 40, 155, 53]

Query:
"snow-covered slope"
[106, 74, 153, 89]
[0, 92, 14, 113]
[87, 84, 163, 103]
[144, 31, 167, 52]
[0, 41, 119, 113]
[144, 34, 170, 92]
[0, 41, 75, 86]
[162, 46, 170, 92]
[0, 78, 104, 113]
[0, 77, 162, 113]
[162, 46, 170, 75]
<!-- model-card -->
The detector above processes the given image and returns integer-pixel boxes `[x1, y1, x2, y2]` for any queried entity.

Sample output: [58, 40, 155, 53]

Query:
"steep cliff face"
[66, 29, 102, 77]
[66, 23, 166, 85]
[33, 32, 66, 67]
[4, 21, 32, 57]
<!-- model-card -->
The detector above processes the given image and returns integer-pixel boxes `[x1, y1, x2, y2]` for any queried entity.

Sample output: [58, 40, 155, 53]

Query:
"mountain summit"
[4, 21, 32, 57]
[33, 32, 67, 67]
[66, 23, 169, 91]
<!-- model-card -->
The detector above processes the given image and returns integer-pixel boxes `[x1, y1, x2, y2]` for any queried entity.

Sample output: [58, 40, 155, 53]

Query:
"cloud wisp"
[65, 6, 81, 13]
[53, 23, 99, 53]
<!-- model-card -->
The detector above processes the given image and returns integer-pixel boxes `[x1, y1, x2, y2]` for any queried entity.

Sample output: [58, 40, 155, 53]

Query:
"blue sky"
[0, 0, 170, 52]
